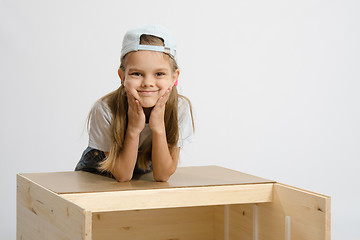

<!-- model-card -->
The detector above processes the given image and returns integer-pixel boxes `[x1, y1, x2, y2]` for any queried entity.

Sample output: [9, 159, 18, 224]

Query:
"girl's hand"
[149, 86, 172, 134]
[126, 89, 146, 135]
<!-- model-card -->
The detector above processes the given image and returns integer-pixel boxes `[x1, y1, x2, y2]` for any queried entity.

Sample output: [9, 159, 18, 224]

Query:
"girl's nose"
[141, 76, 155, 87]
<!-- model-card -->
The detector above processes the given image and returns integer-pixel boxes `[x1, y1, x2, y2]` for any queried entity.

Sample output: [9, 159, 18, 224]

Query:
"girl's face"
[119, 51, 179, 108]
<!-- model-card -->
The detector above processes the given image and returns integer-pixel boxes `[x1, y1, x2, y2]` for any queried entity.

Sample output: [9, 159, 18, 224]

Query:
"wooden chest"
[17, 165, 330, 239]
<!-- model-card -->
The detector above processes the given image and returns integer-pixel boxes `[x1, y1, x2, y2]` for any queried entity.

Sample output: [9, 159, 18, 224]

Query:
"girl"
[75, 24, 194, 182]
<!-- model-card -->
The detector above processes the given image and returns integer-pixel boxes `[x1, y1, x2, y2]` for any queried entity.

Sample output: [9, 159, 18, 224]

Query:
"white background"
[1, 0, 359, 239]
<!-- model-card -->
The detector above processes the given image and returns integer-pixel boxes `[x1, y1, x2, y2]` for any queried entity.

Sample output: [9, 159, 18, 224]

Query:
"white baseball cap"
[120, 24, 177, 60]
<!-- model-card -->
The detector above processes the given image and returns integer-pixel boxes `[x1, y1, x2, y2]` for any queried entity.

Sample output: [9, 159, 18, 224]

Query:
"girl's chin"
[141, 104, 155, 108]
[139, 100, 157, 108]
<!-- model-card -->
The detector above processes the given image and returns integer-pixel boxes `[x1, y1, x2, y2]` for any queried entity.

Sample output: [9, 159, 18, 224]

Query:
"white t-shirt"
[88, 97, 194, 152]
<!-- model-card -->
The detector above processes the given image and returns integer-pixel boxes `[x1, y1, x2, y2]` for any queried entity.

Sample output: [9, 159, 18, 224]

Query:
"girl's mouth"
[138, 90, 159, 95]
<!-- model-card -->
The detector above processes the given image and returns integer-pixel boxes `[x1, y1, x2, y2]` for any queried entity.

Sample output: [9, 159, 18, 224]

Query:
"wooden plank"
[213, 205, 225, 240]
[229, 204, 254, 240]
[61, 183, 273, 212]
[19, 166, 275, 194]
[213, 203, 257, 240]
[92, 206, 217, 240]
[257, 183, 331, 240]
[16, 174, 91, 240]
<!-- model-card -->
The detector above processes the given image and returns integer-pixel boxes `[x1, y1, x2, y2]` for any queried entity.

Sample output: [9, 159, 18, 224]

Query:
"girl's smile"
[138, 90, 160, 96]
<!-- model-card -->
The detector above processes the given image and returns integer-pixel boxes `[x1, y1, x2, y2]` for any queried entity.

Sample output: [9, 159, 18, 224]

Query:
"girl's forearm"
[151, 129, 178, 181]
[112, 130, 140, 181]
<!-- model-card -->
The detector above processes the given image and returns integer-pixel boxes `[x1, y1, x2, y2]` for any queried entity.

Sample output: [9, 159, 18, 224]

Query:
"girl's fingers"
[126, 90, 135, 102]
[135, 99, 142, 112]
[157, 86, 172, 107]
[126, 89, 143, 115]
[126, 90, 139, 107]
[125, 89, 132, 101]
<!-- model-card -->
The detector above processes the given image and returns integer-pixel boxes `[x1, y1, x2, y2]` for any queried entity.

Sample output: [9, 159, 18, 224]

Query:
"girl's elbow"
[116, 177, 132, 182]
[114, 173, 133, 182]
[153, 167, 177, 182]
[154, 176, 170, 182]
[153, 172, 171, 182]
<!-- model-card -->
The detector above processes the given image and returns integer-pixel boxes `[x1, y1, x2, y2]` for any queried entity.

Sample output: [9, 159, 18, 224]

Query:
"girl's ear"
[173, 69, 180, 85]
[118, 69, 125, 84]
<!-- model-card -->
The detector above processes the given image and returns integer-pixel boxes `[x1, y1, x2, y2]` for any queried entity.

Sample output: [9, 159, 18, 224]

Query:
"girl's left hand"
[149, 86, 172, 133]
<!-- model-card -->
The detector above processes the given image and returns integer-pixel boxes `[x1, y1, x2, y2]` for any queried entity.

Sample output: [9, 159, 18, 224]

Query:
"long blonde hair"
[95, 34, 194, 173]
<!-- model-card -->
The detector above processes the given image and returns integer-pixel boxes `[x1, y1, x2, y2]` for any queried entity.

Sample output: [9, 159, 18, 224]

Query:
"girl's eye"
[131, 72, 141, 76]
[156, 72, 165, 77]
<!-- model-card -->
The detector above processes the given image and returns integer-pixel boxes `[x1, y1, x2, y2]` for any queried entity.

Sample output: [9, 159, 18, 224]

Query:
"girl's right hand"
[126, 89, 145, 135]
